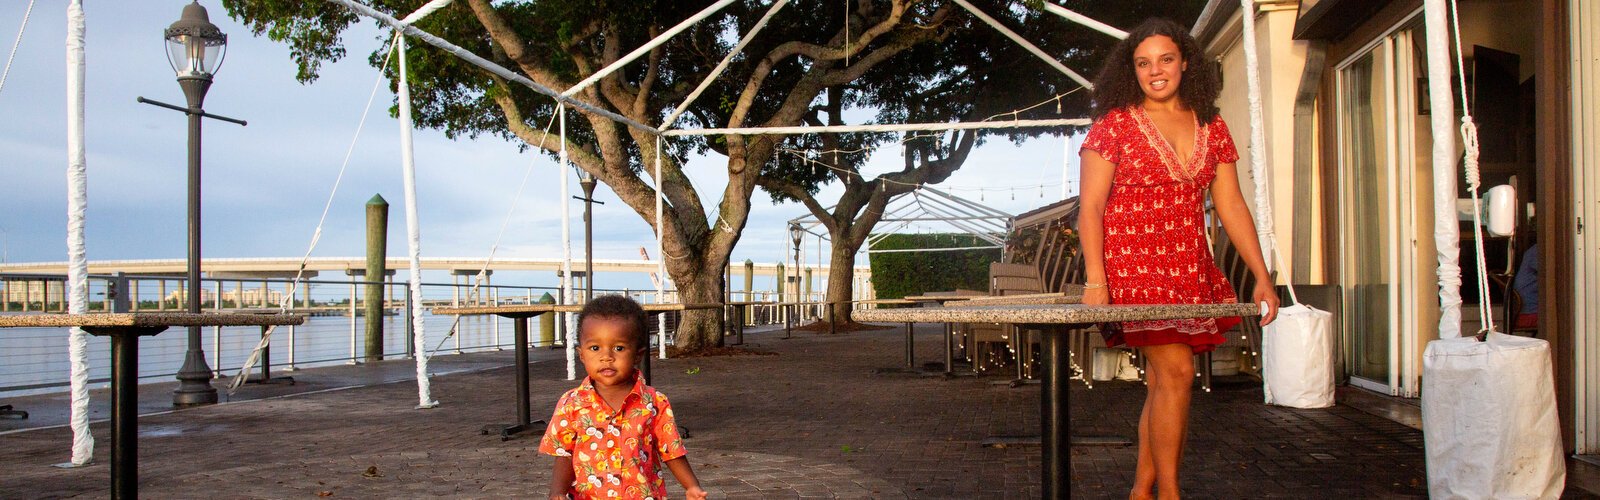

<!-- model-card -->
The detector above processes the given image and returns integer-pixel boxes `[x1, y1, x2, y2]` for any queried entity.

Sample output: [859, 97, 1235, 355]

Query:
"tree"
[222, 0, 1202, 349]
[753, 1, 1208, 327]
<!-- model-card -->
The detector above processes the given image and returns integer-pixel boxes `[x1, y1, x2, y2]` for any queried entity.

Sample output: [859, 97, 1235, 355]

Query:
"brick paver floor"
[1, 323, 1586, 498]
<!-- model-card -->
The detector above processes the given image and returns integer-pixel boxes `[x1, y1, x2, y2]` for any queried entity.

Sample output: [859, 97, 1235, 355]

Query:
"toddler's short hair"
[577, 295, 649, 348]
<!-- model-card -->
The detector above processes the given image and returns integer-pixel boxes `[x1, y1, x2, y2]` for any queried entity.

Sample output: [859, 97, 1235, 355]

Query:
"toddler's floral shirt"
[539, 376, 686, 499]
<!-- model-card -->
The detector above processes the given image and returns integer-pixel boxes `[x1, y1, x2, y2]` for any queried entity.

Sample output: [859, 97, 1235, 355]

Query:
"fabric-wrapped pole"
[1423, 0, 1463, 339]
[64, 0, 94, 467]
[398, 37, 438, 408]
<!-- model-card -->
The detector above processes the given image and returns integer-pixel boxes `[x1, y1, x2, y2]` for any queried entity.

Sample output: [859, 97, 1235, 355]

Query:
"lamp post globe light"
[167, 1, 227, 406]
[789, 223, 803, 319]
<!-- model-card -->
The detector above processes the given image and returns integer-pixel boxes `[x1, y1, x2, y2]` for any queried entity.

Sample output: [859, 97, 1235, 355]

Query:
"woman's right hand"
[1082, 286, 1109, 305]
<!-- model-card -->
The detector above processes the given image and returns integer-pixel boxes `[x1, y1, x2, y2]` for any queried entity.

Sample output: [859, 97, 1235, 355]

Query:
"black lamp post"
[574, 169, 602, 302]
[139, 1, 245, 407]
[789, 223, 803, 323]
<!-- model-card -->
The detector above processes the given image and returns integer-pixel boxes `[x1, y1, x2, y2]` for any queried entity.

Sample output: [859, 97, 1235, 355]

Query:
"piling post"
[365, 194, 389, 362]
[743, 259, 754, 302]
[538, 293, 556, 348]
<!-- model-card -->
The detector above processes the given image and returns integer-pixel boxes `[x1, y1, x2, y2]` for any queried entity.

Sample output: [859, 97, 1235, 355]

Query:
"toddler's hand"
[685, 486, 708, 500]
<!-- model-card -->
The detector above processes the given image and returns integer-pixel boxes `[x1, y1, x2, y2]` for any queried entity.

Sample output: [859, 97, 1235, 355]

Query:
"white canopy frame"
[789, 187, 1013, 255]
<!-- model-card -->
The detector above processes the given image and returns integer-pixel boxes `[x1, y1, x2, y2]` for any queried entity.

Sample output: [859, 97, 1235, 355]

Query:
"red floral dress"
[1080, 106, 1243, 354]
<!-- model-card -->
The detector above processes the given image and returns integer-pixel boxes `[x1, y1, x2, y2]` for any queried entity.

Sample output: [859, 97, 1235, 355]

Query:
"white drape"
[64, 0, 93, 467]
[1423, 0, 1464, 339]
[397, 37, 438, 408]
[1238, 0, 1277, 276]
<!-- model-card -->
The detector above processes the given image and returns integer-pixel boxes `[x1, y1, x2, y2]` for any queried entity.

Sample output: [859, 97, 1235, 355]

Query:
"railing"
[0, 273, 818, 397]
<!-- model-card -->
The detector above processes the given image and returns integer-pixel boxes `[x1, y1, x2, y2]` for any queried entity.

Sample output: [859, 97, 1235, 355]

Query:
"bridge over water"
[0, 257, 869, 279]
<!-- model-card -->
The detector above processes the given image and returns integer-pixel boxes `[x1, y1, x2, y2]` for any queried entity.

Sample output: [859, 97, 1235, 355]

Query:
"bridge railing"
[0, 273, 807, 398]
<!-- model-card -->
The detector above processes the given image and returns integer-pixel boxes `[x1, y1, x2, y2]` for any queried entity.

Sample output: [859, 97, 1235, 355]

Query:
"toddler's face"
[578, 316, 641, 389]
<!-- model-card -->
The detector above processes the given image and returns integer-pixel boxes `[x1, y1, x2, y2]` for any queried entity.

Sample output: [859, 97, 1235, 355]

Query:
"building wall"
[1204, 6, 1322, 284]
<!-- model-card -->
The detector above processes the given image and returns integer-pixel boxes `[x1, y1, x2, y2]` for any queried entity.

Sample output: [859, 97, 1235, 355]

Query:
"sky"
[0, 1, 1081, 290]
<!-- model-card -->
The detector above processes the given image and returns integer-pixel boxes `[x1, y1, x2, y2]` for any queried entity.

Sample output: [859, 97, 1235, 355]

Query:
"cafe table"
[944, 288, 1086, 381]
[432, 302, 719, 440]
[853, 302, 1259, 500]
[0, 312, 304, 500]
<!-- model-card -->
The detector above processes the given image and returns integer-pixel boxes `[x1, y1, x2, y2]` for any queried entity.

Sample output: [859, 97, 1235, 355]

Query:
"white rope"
[1447, 0, 1494, 333]
[0, 0, 35, 98]
[659, 0, 791, 131]
[950, 0, 1093, 90]
[228, 35, 403, 393]
[1040, 2, 1126, 40]
[63, 0, 92, 467]
[564, 0, 740, 97]
[317, 0, 658, 135]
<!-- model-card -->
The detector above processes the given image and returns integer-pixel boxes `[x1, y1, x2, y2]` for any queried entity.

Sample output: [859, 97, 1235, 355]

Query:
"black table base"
[83, 325, 168, 500]
[481, 315, 545, 441]
[1041, 326, 1068, 500]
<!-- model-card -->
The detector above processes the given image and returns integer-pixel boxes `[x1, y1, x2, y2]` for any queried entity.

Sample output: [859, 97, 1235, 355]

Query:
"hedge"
[867, 233, 1002, 299]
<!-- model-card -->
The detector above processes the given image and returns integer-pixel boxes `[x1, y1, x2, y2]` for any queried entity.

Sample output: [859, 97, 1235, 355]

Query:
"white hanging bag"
[1260, 283, 1336, 408]
[1422, 332, 1565, 499]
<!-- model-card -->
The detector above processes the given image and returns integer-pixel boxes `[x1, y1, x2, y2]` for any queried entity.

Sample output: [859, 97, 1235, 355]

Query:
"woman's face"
[1132, 35, 1187, 103]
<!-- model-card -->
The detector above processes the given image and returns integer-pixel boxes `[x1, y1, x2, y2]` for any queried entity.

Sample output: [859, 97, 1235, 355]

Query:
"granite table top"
[852, 302, 1261, 326]
[0, 312, 305, 328]
[432, 303, 721, 316]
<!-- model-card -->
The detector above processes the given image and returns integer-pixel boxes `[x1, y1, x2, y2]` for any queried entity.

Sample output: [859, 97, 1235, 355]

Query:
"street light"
[139, 1, 246, 407]
[574, 169, 603, 302]
[789, 223, 803, 327]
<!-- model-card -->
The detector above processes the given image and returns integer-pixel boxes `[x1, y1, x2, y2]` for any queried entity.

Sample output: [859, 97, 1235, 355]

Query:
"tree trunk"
[825, 236, 865, 326]
[667, 259, 728, 351]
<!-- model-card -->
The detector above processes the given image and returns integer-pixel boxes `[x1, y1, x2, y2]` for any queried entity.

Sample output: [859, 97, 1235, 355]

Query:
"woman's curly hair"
[1090, 18, 1222, 123]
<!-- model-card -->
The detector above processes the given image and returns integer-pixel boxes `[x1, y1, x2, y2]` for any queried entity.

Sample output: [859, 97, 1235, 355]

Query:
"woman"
[1077, 18, 1280, 500]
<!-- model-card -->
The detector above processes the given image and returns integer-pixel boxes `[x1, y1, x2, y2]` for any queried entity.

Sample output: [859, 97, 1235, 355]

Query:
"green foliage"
[868, 233, 1001, 299]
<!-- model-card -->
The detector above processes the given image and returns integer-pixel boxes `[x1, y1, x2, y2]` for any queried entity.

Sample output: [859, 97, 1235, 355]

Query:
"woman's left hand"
[1252, 281, 1280, 327]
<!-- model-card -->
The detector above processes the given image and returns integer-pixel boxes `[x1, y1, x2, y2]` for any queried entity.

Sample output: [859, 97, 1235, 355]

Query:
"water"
[0, 312, 562, 397]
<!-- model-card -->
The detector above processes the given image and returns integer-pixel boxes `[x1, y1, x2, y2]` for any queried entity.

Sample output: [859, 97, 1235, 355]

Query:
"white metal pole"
[319, 0, 658, 134]
[564, 0, 741, 97]
[659, 0, 791, 131]
[661, 117, 1091, 137]
[397, 36, 438, 408]
[951, 0, 1093, 90]
[561, 106, 577, 380]
[656, 136, 667, 359]
[1040, 2, 1128, 40]
[349, 279, 358, 364]
[63, 0, 93, 467]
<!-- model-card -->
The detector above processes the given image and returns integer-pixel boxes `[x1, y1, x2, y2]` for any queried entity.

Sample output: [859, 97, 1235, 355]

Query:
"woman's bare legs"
[1130, 390, 1157, 499]
[1131, 343, 1196, 500]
